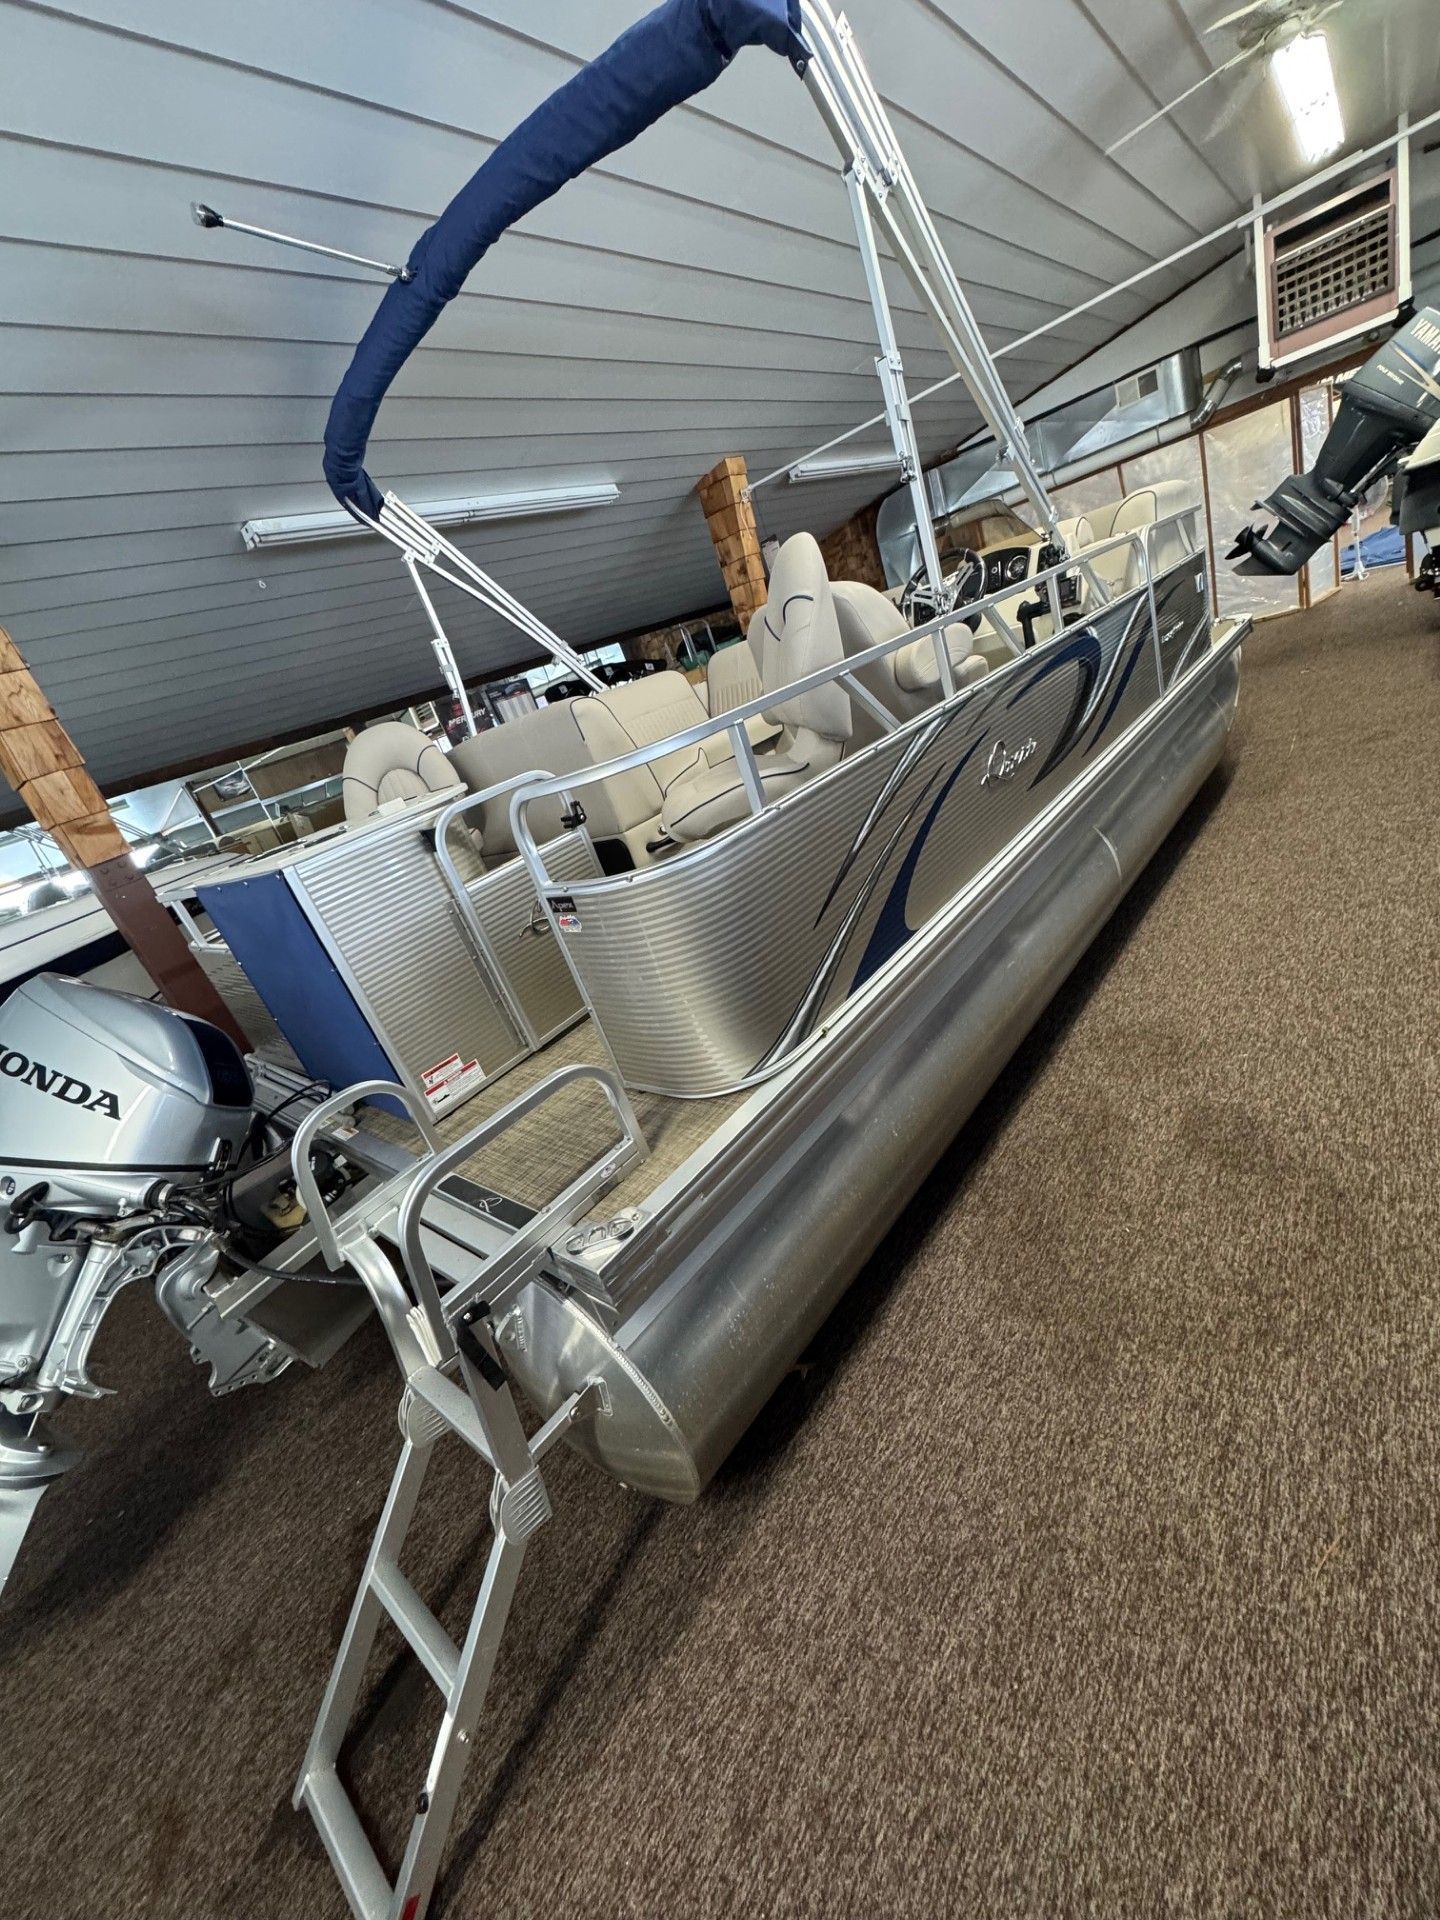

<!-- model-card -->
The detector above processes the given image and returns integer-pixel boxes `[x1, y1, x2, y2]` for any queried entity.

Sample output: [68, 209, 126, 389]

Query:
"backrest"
[1111, 481, 1201, 590]
[1082, 497, 1123, 543]
[1139, 479, 1201, 578]
[342, 722, 461, 824]
[587, 670, 711, 795]
[566, 699, 669, 839]
[831, 579, 916, 730]
[751, 533, 852, 755]
[706, 638, 763, 719]
[449, 699, 603, 857]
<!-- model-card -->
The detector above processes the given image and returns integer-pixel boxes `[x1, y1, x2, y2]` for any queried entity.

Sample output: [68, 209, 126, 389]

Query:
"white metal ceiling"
[1, 0, 1436, 798]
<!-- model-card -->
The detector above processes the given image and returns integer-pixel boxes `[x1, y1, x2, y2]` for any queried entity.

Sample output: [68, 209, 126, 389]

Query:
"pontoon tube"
[498, 648, 1241, 1499]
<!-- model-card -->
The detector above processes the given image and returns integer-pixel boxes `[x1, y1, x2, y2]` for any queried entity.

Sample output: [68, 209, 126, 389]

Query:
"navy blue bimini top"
[322, 0, 806, 521]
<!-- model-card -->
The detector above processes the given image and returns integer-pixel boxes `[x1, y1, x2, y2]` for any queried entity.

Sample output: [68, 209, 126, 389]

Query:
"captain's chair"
[1079, 481, 1199, 601]
[660, 532, 852, 845]
[831, 581, 988, 743]
[342, 721, 462, 824]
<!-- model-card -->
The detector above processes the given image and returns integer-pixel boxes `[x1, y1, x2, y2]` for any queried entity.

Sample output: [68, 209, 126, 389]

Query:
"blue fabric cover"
[324, 0, 805, 517]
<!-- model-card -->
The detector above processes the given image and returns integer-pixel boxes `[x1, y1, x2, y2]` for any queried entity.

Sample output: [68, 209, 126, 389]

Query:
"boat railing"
[488, 510, 1204, 894]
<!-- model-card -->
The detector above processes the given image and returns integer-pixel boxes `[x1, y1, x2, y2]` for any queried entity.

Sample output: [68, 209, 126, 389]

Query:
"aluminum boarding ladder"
[288, 1067, 648, 1920]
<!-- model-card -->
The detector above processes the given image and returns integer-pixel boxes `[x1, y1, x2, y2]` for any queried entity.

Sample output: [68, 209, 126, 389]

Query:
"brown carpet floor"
[3, 574, 1437, 1920]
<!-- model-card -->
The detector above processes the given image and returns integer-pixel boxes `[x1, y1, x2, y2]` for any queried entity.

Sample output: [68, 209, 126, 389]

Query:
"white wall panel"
[1204, 405, 1301, 623]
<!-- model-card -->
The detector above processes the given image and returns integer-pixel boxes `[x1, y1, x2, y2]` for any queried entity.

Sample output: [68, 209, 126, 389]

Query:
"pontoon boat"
[0, 5, 1247, 1915]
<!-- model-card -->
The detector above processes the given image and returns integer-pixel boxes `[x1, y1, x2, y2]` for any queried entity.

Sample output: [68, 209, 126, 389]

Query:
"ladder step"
[301, 1765, 393, 1920]
[372, 1558, 461, 1698]
[410, 1365, 494, 1466]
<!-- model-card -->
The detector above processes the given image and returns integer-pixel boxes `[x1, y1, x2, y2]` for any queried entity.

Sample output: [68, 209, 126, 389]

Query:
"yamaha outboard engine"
[1395, 421, 1440, 593]
[1231, 307, 1440, 576]
[0, 975, 331, 1595]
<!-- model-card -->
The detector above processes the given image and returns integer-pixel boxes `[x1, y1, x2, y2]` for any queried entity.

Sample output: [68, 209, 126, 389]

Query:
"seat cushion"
[830, 579, 912, 731]
[590, 670, 715, 794]
[660, 753, 815, 844]
[706, 638, 763, 717]
[342, 722, 462, 824]
[893, 631, 991, 696]
[1104, 481, 1201, 593]
[449, 699, 608, 855]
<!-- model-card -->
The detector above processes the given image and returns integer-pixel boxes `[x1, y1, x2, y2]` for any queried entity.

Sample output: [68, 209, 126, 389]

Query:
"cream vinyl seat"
[705, 638, 782, 752]
[705, 637, 761, 716]
[576, 670, 729, 795]
[830, 581, 988, 744]
[1074, 482, 1199, 601]
[574, 670, 743, 859]
[449, 699, 665, 869]
[660, 532, 853, 846]
[342, 721, 462, 824]
[451, 678, 739, 871]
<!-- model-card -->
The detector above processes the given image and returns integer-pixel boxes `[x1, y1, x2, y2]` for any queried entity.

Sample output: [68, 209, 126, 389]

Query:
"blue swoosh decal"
[851, 733, 988, 989]
[1084, 630, 1146, 752]
[1007, 628, 1103, 788]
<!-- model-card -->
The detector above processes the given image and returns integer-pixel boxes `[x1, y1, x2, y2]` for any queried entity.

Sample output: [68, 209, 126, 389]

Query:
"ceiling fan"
[1106, 0, 1353, 158]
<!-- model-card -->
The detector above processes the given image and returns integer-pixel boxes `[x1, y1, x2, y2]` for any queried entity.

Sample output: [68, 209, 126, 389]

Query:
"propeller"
[1105, 0, 1349, 157]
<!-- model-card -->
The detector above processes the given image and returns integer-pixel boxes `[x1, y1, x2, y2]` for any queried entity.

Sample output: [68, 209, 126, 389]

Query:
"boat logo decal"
[0, 1048, 122, 1118]
[980, 737, 1037, 786]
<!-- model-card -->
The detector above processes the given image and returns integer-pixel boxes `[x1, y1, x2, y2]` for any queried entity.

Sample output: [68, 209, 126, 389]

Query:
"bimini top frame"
[262, 0, 1063, 731]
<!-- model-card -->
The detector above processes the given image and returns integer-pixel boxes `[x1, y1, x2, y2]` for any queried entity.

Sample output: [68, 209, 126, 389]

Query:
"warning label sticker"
[422, 1052, 486, 1109]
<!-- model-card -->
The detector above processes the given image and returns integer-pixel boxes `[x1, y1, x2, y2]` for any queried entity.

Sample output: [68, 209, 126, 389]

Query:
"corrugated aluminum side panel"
[465, 833, 596, 1043]
[549, 576, 1183, 1094]
[294, 813, 525, 1106]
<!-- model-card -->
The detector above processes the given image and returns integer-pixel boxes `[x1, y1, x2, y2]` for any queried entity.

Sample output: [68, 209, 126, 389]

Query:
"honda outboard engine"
[0, 975, 344, 1596]
[1231, 306, 1440, 576]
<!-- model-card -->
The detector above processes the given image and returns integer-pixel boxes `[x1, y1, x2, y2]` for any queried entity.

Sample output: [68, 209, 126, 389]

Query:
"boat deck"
[359, 1016, 749, 1218]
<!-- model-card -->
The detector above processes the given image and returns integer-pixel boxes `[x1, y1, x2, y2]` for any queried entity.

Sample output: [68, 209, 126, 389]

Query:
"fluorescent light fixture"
[241, 482, 621, 551]
[1271, 31, 1345, 168]
[788, 447, 902, 485]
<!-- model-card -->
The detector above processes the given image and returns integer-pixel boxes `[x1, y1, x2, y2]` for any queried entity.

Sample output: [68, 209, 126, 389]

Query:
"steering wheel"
[900, 548, 985, 628]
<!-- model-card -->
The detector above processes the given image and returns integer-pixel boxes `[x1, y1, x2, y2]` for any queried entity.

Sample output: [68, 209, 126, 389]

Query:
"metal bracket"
[191, 202, 415, 283]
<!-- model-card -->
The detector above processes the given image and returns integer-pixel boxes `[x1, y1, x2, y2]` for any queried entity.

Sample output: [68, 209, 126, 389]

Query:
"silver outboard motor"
[0, 974, 302, 1593]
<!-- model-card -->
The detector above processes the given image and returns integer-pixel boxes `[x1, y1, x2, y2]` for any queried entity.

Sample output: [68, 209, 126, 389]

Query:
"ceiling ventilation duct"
[1255, 165, 1410, 374]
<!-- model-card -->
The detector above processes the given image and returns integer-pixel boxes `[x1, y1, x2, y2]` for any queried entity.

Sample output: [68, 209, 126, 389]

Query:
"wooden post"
[0, 626, 249, 1046]
[697, 456, 768, 636]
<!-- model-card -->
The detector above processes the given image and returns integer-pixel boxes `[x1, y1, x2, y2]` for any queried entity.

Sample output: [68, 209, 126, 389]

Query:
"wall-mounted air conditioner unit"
[1255, 161, 1411, 374]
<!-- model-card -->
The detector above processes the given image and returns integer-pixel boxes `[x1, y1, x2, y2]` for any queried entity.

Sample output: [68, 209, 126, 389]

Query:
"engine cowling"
[0, 973, 253, 1216]
[1232, 306, 1440, 576]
